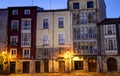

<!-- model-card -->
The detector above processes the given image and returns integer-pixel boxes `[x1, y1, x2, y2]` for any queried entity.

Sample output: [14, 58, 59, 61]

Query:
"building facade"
[98, 18, 120, 72]
[36, 10, 71, 73]
[2, 0, 119, 74]
[7, 6, 43, 74]
[68, 0, 106, 72]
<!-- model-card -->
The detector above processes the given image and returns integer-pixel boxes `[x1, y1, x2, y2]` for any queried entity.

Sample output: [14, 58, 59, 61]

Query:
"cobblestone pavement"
[1, 72, 120, 76]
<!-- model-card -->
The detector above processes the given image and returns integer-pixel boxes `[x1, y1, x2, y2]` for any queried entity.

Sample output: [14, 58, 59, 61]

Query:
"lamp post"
[67, 50, 70, 73]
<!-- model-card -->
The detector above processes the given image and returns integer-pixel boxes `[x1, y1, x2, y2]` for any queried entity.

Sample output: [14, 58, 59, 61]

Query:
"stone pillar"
[117, 56, 120, 72]
[41, 60, 44, 73]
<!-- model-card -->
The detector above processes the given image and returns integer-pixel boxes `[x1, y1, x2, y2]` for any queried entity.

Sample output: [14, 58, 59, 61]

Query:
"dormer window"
[12, 10, 18, 15]
[24, 10, 30, 15]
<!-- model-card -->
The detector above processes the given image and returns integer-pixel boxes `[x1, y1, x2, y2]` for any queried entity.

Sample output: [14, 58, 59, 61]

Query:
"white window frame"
[24, 9, 30, 15]
[10, 36, 18, 43]
[12, 10, 18, 15]
[21, 33, 31, 47]
[10, 49, 17, 58]
[58, 32, 65, 45]
[21, 18, 31, 30]
[42, 34, 50, 45]
[57, 16, 64, 28]
[23, 48, 30, 58]
[42, 18, 49, 29]
[11, 20, 19, 31]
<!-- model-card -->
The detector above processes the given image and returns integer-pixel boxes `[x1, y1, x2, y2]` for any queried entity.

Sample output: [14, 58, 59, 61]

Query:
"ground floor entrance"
[74, 61, 83, 70]
[35, 61, 40, 73]
[88, 58, 97, 72]
[23, 61, 29, 73]
[10, 62, 16, 73]
[59, 61, 65, 72]
[44, 60, 49, 73]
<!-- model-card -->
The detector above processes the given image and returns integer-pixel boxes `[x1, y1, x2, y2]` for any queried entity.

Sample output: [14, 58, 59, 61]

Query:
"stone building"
[68, 0, 106, 72]
[98, 18, 120, 72]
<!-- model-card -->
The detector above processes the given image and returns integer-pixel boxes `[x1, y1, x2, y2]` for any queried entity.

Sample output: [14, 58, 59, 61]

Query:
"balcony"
[72, 19, 96, 25]
[59, 39, 65, 45]
[105, 50, 118, 55]
[10, 42, 18, 46]
[74, 49, 98, 55]
[43, 40, 50, 46]
[23, 55, 30, 58]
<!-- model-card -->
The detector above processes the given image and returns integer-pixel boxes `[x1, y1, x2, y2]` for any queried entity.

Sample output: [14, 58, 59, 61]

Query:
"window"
[88, 12, 93, 23]
[80, 27, 84, 39]
[43, 48, 49, 55]
[43, 18, 49, 29]
[11, 20, 19, 31]
[80, 12, 87, 24]
[23, 48, 30, 58]
[93, 27, 97, 38]
[73, 2, 79, 9]
[21, 19, 31, 30]
[12, 10, 18, 15]
[21, 33, 31, 47]
[108, 40, 113, 50]
[105, 39, 117, 50]
[89, 27, 93, 38]
[24, 10, 30, 15]
[58, 17, 64, 28]
[84, 27, 88, 39]
[10, 49, 17, 58]
[58, 33, 65, 45]
[87, 1, 94, 8]
[43, 34, 49, 45]
[108, 26, 112, 35]
[10, 36, 18, 46]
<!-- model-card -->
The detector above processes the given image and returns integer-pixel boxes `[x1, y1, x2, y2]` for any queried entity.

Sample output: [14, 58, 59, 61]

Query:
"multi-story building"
[68, 0, 106, 72]
[7, 6, 43, 74]
[0, 0, 111, 74]
[0, 9, 8, 72]
[98, 18, 120, 72]
[36, 9, 71, 73]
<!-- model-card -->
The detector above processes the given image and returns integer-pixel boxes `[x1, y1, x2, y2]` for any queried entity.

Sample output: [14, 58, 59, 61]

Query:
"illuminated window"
[10, 49, 17, 58]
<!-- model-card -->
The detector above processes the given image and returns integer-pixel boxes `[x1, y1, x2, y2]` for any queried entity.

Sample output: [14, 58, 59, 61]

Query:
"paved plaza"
[1, 72, 120, 76]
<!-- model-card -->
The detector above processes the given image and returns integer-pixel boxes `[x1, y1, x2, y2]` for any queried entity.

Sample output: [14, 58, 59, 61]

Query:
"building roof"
[38, 9, 68, 12]
[8, 6, 44, 11]
[98, 18, 120, 25]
